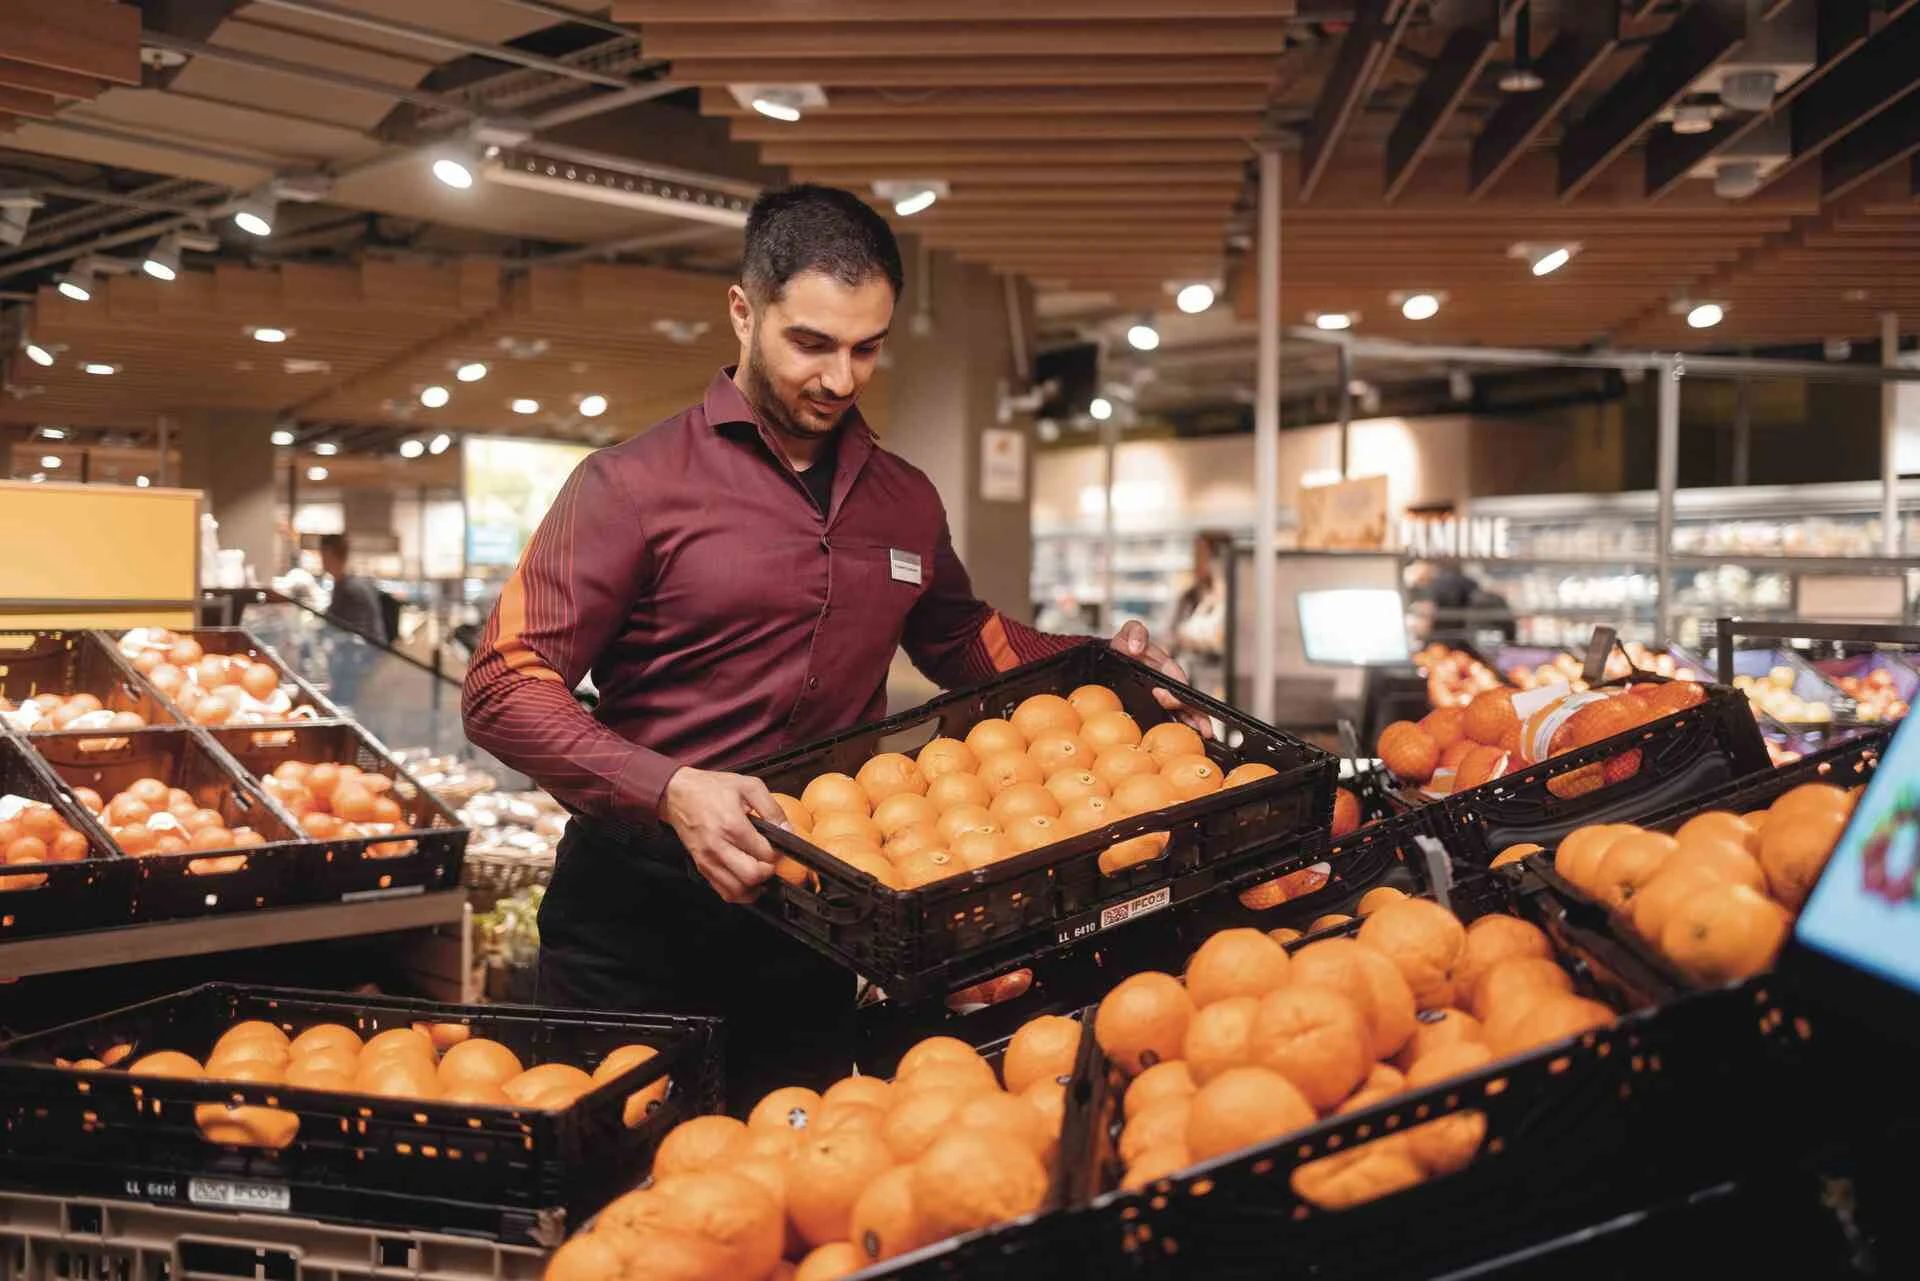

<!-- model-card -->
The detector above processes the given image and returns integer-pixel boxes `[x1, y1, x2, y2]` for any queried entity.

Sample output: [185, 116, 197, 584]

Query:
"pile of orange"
[551, 1018, 1085, 1281]
[1091, 895, 1615, 1211]
[0, 690, 148, 734]
[71, 777, 269, 875]
[770, 686, 1277, 891]
[1532, 779, 1857, 984]
[259, 759, 417, 857]
[120, 628, 305, 728]
[0, 797, 90, 890]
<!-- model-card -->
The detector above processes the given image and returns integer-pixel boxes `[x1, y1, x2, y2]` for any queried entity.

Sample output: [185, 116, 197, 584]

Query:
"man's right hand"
[660, 766, 786, 904]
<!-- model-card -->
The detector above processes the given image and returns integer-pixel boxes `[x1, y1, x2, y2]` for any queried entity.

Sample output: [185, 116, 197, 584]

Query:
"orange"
[1290, 937, 1418, 1061]
[1045, 769, 1109, 807]
[1767, 782, 1851, 824]
[1161, 754, 1224, 803]
[437, 1039, 524, 1087]
[1335, 1086, 1398, 1117]
[848, 1164, 926, 1264]
[1553, 824, 1634, 894]
[1185, 928, 1291, 1008]
[1356, 886, 1407, 917]
[883, 823, 945, 861]
[882, 1089, 968, 1162]
[910, 1130, 1048, 1238]
[654, 1115, 750, 1177]
[1490, 842, 1544, 868]
[128, 1051, 202, 1078]
[1248, 984, 1372, 1111]
[925, 771, 992, 813]
[1068, 684, 1125, 719]
[749, 1085, 822, 1135]
[771, 794, 813, 836]
[1759, 808, 1846, 911]
[803, 774, 871, 819]
[1591, 831, 1678, 911]
[1332, 788, 1363, 837]
[1292, 1139, 1427, 1210]
[1659, 882, 1790, 984]
[892, 848, 960, 889]
[1405, 1040, 1493, 1088]
[953, 830, 1016, 870]
[1081, 711, 1144, 753]
[1011, 693, 1080, 741]
[1124, 1060, 1197, 1120]
[1092, 745, 1158, 790]
[1141, 721, 1205, 764]
[1003, 1014, 1082, 1094]
[1058, 794, 1118, 837]
[936, 804, 999, 845]
[1186, 1065, 1317, 1163]
[873, 793, 940, 839]
[1364, 1060, 1407, 1093]
[1452, 915, 1552, 997]
[1662, 839, 1767, 895]
[813, 811, 885, 848]
[1183, 995, 1259, 1085]
[1310, 913, 1355, 933]
[1023, 1078, 1067, 1148]
[915, 737, 978, 782]
[823, 1075, 893, 1112]
[1453, 745, 1512, 792]
[1224, 762, 1278, 789]
[1462, 689, 1519, 747]
[1419, 706, 1466, 749]
[857, 753, 927, 807]
[1356, 897, 1467, 1010]
[1119, 1096, 1193, 1165]
[821, 840, 901, 888]
[1629, 864, 1726, 942]
[1469, 957, 1573, 1024]
[1123, 1144, 1193, 1190]
[1379, 725, 1440, 784]
[1098, 832, 1171, 874]
[652, 1172, 784, 1281]
[990, 781, 1060, 824]
[787, 1128, 896, 1249]
[963, 719, 1026, 760]
[1111, 773, 1177, 817]
[1005, 815, 1061, 855]
[1487, 995, 1615, 1058]
[1095, 971, 1195, 1075]
[1676, 811, 1757, 855]
[899, 1054, 1001, 1098]
[954, 1092, 1050, 1159]
[1406, 1110, 1488, 1178]
[1027, 732, 1092, 776]
[503, 1063, 593, 1109]
[896, 1036, 985, 1078]
[978, 751, 1044, 796]
[290, 1024, 362, 1060]
[1269, 926, 1304, 945]
[815, 1103, 885, 1139]
[793, 1241, 864, 1281]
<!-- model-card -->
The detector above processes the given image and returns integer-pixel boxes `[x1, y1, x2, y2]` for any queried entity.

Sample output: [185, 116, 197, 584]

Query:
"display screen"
[462, 437, 594, 568]
[1795, 717, 1920, 993]
[1296, 589, 1411, 667]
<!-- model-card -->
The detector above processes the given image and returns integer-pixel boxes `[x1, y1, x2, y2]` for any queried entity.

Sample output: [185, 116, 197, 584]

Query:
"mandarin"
[1003, 1014, 1083, 1094]
[1092, 746, 1159, 789]
[1591, 831, 1678, 911]
[978, 751, 1044, 796]
[915, 738, 977, 782]
[1469, 957, 1573, 1024]
[990, 781, 1060, 824]
[787, 1129, 896, 1249]
[935, 804, 999, 845]
[911, 1130, 1048, 1238]
[1141, 721, 1205, 764]
[954, 830, 1017, 870]
[803, 774, 870, 819]
[1112, 773, 1177, 817]
[812, 811, 885, 848]
[1067, 684, 1124, 719]
[1452, 915, 1552, 997]
[1059, 794, 1118, 837]
[1759, 808, 1846, 910]
[963, 719, 1026, 760]
[1247, 984, 1371, 1111]
[925, 771, 993, 813]
[1124, 1060, 1197, 1120]
[1356, 897, 1467, 1011]
[1162, 754, 1224, 803]
[857, 754, 927, 808]
[1185, 928, 1292, 1007]
[1081, 711, 1144, 754]
[1045, 769, 1109, 807]
[1290, 937, 1417, 1061]
[848, 1165, 926, 1264]
[1659, 883, 1789, 983]
[1011, 694, 1080, 741]
[1183, 995, 1260, 1085]
[1119, 1096, 1192, 1166]
[1224, 762, 1277, 789]
[1186, 1066, 1317, 1163]
[1095, 972, 1195, 1075]
[873, 793, 940, 839]
[1026, 732, 1092, 776]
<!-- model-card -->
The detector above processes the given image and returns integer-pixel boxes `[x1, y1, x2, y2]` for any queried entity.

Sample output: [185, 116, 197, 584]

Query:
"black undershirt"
[795, 436, 838, 514]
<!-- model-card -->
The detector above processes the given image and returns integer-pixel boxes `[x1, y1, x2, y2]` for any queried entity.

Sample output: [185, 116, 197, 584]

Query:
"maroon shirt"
[462, 370, 1083, 824]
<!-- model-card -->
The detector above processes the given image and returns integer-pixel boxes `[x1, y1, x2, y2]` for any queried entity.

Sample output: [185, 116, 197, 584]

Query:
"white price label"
[188, 1177, 290, 1212]
[1098, 886, 1172, 931]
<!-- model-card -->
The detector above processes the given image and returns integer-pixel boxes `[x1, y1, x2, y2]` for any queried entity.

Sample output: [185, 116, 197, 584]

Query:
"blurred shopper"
[319, 533, 386, 707]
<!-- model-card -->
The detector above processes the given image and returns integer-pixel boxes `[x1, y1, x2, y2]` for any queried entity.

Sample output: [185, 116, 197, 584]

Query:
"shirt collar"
[703, 367, 876, 444]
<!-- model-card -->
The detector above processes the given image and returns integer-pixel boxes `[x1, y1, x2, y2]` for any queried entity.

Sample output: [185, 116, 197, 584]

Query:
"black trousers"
[534, 818, 856, 1113]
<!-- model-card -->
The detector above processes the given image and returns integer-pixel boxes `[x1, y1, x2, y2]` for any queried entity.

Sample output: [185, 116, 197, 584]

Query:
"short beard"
[742, 332, 847, 441]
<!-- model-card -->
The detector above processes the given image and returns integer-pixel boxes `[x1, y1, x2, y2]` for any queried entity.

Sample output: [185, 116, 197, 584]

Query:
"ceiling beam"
[1769, 1, 1920, 196]
[1822, 91, 1920, 202]
[640, 21, 1291, 59]
[731, 113, 1259, 144]
[1644, 0, 1875, 200]
[665, 55, 1284, 87]
[789, 165, 1244, 187]
[617, 0, 1295, 15]
[0, 0, 141, 85]
[762, 139, 1253, 166]
[1383, 1, 1504, 203]
[700, 85, 1271, 116]
[0, 58, 101, 100]
[1557, 0, 1748, 201]
[1299, 0, 1417, 203]
[1468, 2, 1620, 198]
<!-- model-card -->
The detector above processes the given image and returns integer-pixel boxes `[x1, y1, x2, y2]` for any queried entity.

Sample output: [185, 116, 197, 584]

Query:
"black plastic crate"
[110, 627, 339, 728]
[729, 646, 1335, 1003]
[0, 736, 135, 943]
[1443, 683, 1772, 865]
[25, 728, 310, 921]
[0, 631, 180, 732]
[0, 984, 722, 1247]
[204, 722, 467, 904]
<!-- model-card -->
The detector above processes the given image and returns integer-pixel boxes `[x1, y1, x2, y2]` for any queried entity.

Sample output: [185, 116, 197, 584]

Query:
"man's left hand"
[1110, 620, 1213, 737]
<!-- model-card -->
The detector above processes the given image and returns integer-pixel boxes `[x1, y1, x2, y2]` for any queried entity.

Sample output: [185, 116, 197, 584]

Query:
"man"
[319, 533, 388, 645]
[462, 186, 1193, 1101]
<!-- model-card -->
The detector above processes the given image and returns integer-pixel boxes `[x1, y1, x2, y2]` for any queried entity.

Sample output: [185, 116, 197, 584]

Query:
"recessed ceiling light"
[1090, 397, 1114, 421]
[135, 475, 150, 487]
[40, 455, 60, 469]
[432, 156, 475, 189]
[420, 385, 451, 409]
[578, 394, 608, 418]
[232, 191, 276, 237]
[749, 89, 804, 122]
[270, 429, 295, 446]
[55, 270, 92, 302]
[39, 427, 64, 440]
[455, 361, 488, 382]
[1313, 312, 1354, 331]
[429, 433, 452, 455]
[1176, 283, 1216, 315]
[511, 398, 540, 415]
[1126, 324, 1160, 352]
[313, 442, 338, 456]
[250, 326, 288, 343]
[399, 439, 425, 459]
[24, 341, 53, 367]
[81, 361, 116, 375]
[1530, 246, 1572, 276]
[142, 236, 181, 281]
[1686, 302, 1725, 329]
[1400, 293, 1441, 321]
[306, 465, 328, 481]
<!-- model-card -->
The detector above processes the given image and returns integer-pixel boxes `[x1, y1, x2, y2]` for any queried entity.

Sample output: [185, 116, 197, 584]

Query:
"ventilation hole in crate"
[3, 915, 12, 928]
[1296, 1144, 1313, 1160]
[1355, 1124, 1371, 1139]
[1596, 1041, 1612, 1058]
[65, 1204, 102, 1235]
[1488, 1137, 1506, 1156]
[1120, 1205, 1139, 1223]
[1548, 1055, 1572, 1076]
[376, 1239, 414, 1270]
[395, 1142, 412, 1155]
[469, 1117, 483, 1129]
[421, 1145, 438, 1158]
[1325, 1133, 1343, 1150]
[1794, 1017, 1812, 1041]
[1649, 1053, 1663, 1071]
[413, 1112, 428, 1124]
[1483, 1077, 1508, 1097]
[1149, 1195, 1168, 1212]
[76, 1081, 91, 1095]
[1293, 1205, 1311, 1221]
[1384, 1114, 1401, 1130]
[1251, 1158, 1275, 1177]
[1162, 1238, 1180, 1257]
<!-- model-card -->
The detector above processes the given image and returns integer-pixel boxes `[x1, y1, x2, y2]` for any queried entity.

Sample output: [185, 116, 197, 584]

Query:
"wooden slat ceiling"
[0, 0, 142, 132]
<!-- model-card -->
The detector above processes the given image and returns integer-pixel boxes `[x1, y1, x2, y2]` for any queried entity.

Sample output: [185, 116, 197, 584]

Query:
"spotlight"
[1089, 397, 1114, 421]
[1686, 302, 1725, 329]
[135, 475, 150, 487]
[306, 465, 328, 481]
[232, 190, 276, 237]
[313, 442, 338, 456]
[399, 439, 425, 459]
[40, 455, 60, 469]
[420, 385, 451, 409]
[1671, 103, 1716, 136]
[142, 235, 182, 281]
[1499, 3, 1545, 93]
[1531, 246, 1572, 276]
[511, 398, 540, 415]
[55, 269, 93, 302]
[81, 362, 116, 375]
[250, 326, 288, 343]
[428, 433, 452, 455]
[432, 156, 475, 189]
[1176, 283, 1216, 315]
[38, 427, 65, 440]
[749, 89, 804, 122]
[24, 340, 53, 367]
[1126, 323, 1160, 352]
[578, 394, 608, 418]
[1313, 312, 1353, 331]
[270, 429, 295, 446]
[455, 361, 488, 382]
[1399, 293, 1440, 321]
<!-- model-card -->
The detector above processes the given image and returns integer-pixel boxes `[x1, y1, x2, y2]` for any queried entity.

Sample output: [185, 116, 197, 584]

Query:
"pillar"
[882, 243, 1038, 622]
[176, 410, 279, 582]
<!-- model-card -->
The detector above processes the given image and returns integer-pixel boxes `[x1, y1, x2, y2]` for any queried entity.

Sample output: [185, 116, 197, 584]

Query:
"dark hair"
[741, 185, 904, 304]
[318, 533, 349, 558]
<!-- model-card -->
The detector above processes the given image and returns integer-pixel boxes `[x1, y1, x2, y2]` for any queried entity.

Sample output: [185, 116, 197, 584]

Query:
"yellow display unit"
[0, 479, 199, 629]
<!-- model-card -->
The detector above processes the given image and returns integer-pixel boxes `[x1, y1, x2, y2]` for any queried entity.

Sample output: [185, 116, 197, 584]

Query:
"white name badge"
[889, 548, 923, 585]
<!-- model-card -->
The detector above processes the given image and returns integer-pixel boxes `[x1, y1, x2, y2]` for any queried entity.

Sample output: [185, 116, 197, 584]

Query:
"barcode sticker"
[189, 1177, 290, 1212]
[1099, 886, 1172, 931]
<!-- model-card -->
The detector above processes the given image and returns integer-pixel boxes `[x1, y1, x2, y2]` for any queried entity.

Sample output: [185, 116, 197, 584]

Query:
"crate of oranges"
[0, 984, 722, 1245]
[1063, 876, 1705, 1280]
[0, 734, 130, 940]
[115, 626, 339, 728]
[204, 721, 468, 902]
[27, 726, 309, 922]
[734, 646, 1335, 1003]
[0, 629, 180, 737]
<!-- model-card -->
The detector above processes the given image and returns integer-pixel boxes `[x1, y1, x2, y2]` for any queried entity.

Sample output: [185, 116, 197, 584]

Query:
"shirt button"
[808, 676, 820, 690]
[820, 537, 831, 552]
